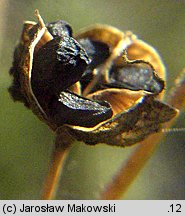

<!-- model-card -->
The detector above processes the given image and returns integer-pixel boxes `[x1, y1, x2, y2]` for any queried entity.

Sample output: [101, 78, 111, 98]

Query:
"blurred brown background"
[0, 0, 185, 199]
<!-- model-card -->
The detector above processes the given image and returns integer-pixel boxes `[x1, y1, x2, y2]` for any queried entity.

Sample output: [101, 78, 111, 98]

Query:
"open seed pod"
[9, 11, 178, 147]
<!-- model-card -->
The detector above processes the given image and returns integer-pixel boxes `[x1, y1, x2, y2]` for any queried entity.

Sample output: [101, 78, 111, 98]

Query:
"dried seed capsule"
[9, 43, 30, 107]
[8, 11, 178, 147]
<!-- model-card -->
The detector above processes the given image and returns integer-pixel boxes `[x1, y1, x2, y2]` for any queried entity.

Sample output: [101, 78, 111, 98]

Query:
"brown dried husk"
[61, 25, 178, 146]
[9, 12, 178, 147]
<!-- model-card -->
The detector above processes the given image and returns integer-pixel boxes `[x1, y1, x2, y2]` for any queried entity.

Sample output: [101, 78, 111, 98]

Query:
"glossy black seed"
[31, 35, 113, 127]
[31, 36, 90, 97]
[107, 64, 164, 94]
[78, 38, 110, 92]
[48, 91, 113, 127]
[78, 38, 110, 70]
[46, 20, 73, 37]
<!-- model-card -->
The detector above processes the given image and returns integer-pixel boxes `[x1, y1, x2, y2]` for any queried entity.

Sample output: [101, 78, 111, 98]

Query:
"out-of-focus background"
[0, 0, 185, 199]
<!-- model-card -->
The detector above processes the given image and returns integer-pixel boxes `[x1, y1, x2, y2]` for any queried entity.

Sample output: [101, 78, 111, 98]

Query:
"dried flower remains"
[9, 11, 178, 147]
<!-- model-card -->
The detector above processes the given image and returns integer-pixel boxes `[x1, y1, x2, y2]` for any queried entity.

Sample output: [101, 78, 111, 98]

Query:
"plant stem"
[41, 146, 71, 200]
[41, 128, 74, 200]
[100, 69, 185, 200]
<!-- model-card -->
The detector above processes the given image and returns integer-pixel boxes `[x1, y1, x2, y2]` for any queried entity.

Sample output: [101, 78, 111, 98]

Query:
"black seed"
[31, 36, 90, 97]
[46, 20, 73, 37]
[48, 91, 113, 127]
[78, 38, 110, 70]
[107, 64, 164, 94]
[78, 38, 110, 92]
